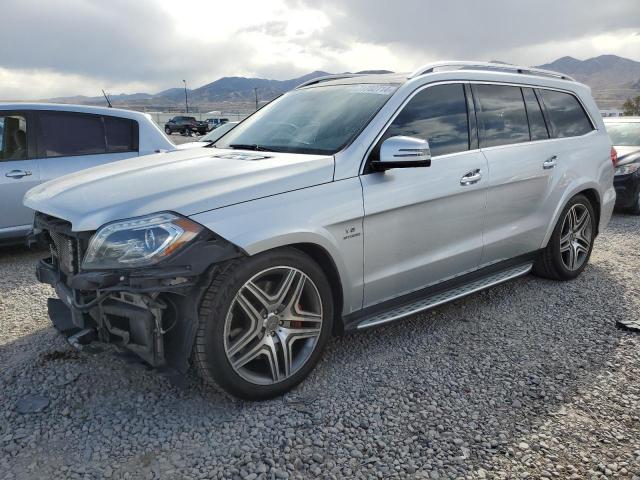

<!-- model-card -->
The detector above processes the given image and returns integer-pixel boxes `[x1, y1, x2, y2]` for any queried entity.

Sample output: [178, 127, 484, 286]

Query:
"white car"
[0, 104, 175, 244]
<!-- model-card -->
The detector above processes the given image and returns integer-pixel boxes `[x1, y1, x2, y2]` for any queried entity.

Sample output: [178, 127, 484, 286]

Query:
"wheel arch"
[541, 184, 602, 248]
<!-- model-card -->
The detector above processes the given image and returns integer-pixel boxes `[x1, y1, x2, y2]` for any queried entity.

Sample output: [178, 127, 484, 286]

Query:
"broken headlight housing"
[82, 212, 203, 270]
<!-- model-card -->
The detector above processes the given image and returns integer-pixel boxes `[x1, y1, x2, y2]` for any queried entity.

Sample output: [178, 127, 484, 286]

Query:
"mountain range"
[46, 55, 640, 110]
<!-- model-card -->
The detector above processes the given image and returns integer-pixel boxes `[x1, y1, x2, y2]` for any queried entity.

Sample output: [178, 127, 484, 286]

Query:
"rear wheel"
[193, 248, 334, 400]
[533, 194, 596, 280]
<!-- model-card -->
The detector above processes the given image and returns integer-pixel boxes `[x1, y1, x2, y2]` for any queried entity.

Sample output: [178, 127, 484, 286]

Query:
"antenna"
[102, 89, 112, 108]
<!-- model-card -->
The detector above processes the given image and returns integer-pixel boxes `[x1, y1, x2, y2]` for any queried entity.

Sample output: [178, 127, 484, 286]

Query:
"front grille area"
[50, 231, 79, 274]
[34, 212, 89, 276]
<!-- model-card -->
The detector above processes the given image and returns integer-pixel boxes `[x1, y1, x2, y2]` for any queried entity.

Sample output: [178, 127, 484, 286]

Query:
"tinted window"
[522, 88, 549, 140]
[104, 116, 137, 152]
[0, 114, 28, 161]
[377, 83, 469, 158]
[38, 112, 106, 157]
[474, 84, 530, 148]
[538, 89, 593, 138]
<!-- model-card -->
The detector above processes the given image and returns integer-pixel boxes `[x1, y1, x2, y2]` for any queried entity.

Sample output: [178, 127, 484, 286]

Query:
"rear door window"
[38, 112, 106, 157]
[522, 88, 549, 140]
[0, 114, 28, 161]
[473, 84, 530, 148]
[537, 89, 594, 138]
[376, 83, 470, 158]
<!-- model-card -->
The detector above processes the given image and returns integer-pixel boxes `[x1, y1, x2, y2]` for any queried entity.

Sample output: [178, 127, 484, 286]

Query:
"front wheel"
[193, 248, 334, 400]
[164, 127, 172, 135]
[533, 194, 596, 280]
[628, 190, 640, 215]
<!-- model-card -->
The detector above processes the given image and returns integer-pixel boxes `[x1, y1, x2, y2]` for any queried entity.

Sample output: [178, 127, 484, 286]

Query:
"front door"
[360, 83, 488, 308]
[0, 112, 40, 238]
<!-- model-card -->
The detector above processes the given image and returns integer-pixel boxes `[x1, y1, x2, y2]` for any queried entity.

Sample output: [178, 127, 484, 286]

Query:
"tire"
[164, 127, 172, 135]
[193, 248, 334, 400]
[628, 190, 640, 215]
[533, 194, 596, 281]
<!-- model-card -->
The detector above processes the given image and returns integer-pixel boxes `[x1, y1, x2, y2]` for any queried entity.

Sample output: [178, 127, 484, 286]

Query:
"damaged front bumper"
[33, 213, 244, 378]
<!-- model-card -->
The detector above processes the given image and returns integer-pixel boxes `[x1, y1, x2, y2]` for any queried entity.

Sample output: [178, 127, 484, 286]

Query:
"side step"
[356, 263, 533, 330]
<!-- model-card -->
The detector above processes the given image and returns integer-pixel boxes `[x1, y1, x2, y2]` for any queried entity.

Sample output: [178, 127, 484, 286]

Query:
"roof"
[0, 102, 152, 121]
[297, 61, 583, 91]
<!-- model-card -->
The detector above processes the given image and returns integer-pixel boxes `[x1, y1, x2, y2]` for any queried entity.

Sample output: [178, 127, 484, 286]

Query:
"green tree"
[622, 96, 640, 115]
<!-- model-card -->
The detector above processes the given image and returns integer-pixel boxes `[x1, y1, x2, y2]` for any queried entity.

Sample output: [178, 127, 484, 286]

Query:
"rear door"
[0, 111, 40, 237]
[478, 84, 597, 265]
[360, 83, 488, 307]
[474, 84, 560, 264]
[34, 111, 139, 183]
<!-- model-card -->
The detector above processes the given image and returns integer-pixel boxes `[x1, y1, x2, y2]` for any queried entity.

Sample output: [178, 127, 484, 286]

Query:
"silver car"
[24, 62, 616, 400]
[0, 104, 174, 244]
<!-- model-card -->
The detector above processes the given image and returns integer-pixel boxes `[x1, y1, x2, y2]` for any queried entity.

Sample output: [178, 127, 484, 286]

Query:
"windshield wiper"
[229, 143, 266, 151]
[228, 144, 289, 153]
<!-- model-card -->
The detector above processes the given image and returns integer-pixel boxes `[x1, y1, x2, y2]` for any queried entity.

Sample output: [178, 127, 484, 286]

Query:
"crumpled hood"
[24, 148, 334, 231]
[614, 146, 640, 166]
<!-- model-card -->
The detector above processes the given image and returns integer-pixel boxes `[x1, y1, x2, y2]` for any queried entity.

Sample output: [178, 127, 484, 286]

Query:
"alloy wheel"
[559, 203, 592, 271]
[223, 266, 323, 385]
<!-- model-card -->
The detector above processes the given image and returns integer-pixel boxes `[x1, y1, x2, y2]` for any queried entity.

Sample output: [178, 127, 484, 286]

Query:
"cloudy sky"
[1, 0, 639, 99]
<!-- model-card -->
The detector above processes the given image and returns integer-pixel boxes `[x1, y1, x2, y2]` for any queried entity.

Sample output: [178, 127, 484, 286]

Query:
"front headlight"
[615, 163, 640, 176]
[82, 212, 203, 270]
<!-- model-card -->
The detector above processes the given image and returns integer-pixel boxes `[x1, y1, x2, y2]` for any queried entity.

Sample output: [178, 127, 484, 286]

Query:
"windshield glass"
[215, 84, 398, 155]
[606, 122, 640, 146]
[200, 122, 237, 142]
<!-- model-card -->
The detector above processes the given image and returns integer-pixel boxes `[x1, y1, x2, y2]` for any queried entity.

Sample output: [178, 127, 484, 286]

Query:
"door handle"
[543, 155, 557, 169]
[5, 169, 32, 179]
[460, 169, 482, 186]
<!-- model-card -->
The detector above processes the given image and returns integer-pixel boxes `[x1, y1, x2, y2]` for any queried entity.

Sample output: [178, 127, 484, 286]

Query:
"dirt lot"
[0, 214, 639, 479]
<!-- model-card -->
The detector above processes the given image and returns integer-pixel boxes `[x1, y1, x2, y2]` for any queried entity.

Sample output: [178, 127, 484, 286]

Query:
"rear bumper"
[613, 172, 640, 208]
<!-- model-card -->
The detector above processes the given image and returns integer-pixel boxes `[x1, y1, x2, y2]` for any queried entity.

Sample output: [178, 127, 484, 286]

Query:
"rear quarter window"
[538, 89, 594, 138]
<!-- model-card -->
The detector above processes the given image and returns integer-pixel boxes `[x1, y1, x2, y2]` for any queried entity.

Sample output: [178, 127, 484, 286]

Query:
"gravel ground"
[1, 214, 639, 480]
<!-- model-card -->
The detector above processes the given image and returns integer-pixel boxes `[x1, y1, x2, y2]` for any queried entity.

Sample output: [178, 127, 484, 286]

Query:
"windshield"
[200, 122, 237, 142]
[215, 84, 398, 155]
[606, 122, 640, 146]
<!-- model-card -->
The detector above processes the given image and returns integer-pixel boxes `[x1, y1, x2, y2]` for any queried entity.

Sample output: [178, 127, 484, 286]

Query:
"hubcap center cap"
[264, 312, 280, 332]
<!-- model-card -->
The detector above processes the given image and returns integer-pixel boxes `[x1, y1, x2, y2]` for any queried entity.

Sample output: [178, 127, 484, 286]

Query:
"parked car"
[205, 118, 229, 131]
[164, 116, 207, 135]
[175, 121, 239, 150]
[26, 62, 615, 400]
[604, 117, 640, 214]
[0, 103, 175, 244]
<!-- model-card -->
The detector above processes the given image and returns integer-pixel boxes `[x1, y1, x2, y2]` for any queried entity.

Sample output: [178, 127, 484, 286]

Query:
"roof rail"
[295, 74, 369, 89]
[408, 61, 576, 82]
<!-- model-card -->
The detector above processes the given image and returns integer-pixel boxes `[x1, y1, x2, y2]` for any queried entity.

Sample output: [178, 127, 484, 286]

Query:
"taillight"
[611, 146, 618, 167]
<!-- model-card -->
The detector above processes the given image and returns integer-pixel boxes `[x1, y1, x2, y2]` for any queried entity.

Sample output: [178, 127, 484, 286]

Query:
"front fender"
[190, 178, 365, 315]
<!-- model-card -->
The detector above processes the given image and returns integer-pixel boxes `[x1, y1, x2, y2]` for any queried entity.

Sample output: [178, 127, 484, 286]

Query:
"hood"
[24, 148, 334, 231]
[175, 141, 209, 150]
[614, 146, 640, 166]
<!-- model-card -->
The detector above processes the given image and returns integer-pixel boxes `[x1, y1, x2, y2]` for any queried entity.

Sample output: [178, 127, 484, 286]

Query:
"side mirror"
[371, 136, 431, 171]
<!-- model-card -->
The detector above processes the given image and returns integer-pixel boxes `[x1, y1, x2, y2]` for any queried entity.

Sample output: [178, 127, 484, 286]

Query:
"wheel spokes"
[224, 266, 323, 385]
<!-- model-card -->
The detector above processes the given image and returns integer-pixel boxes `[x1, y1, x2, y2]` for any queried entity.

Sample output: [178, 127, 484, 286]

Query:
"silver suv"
[25, 62, 616, 400]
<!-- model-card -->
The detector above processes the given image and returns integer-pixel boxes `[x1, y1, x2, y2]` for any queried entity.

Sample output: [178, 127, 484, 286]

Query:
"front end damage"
[33, 212, 244, 381]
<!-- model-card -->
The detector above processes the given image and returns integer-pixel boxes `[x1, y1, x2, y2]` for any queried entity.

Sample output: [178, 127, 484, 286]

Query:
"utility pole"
[254, 88, 259, 111]
[183, 79, 189, 113]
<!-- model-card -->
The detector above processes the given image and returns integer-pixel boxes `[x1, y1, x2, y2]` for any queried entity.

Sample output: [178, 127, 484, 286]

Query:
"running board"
[356, 263, 533, 330]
